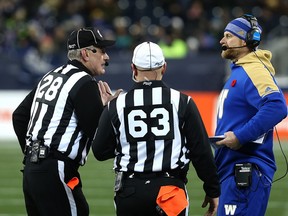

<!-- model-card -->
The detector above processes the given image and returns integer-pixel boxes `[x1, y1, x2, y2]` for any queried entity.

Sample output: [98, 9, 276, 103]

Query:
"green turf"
[1, 140, 288, 215]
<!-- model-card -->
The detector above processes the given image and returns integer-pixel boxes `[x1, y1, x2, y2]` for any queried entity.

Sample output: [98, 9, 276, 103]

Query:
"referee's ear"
[131, 63, 138, 76]
[161, 62, 167, 75]
[80, 49, 89, 62]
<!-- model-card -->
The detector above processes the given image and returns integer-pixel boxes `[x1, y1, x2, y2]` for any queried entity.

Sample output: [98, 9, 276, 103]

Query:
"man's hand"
[98, 81, 122, 106]
[201, 195, 219, 216]
[216, 131, 241, 150]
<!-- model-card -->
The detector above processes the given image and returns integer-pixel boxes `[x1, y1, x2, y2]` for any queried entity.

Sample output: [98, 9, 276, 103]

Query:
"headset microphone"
[222, 45, 247, 51]
[221, 45, 247, 51]
[105, 62, 109, 66]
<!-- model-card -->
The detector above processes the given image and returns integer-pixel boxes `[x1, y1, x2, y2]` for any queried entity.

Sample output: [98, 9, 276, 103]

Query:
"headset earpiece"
[241, 14, 261, 49]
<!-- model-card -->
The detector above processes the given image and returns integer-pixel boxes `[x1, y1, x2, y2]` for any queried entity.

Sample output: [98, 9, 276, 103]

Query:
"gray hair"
[67, 49, 81, 61]
[67, 45, 96, 61]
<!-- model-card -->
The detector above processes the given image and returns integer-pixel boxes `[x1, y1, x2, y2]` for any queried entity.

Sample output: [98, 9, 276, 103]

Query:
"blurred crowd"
[0, 0, 288, 86]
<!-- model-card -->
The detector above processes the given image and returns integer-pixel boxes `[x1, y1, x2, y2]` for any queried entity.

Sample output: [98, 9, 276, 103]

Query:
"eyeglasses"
[86, 48, 97, 53]
[86, 47, 106, 54]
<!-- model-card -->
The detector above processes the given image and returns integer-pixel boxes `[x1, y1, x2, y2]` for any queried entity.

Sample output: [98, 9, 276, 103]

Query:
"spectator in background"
[158, 23, 188, 59]
[113, 16, 133, 50]
[1, 0, 288, 90]
[21, 34, 63, 85]
[2, 0, 286, 56]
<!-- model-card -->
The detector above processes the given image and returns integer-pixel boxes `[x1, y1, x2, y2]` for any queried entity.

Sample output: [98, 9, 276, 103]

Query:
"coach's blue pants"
[217, 167, 272, 216]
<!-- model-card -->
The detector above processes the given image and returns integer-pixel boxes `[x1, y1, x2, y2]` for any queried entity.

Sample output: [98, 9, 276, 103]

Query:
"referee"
[92, 41, 220, 216]
[12, 27, 121, 216]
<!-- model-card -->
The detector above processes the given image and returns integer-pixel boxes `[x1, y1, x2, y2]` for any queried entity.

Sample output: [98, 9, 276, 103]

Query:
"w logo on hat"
[237, 30, 245, 37]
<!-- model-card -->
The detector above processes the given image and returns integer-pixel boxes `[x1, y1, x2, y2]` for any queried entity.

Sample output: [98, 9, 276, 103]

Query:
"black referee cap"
[67, 27, 115, 50]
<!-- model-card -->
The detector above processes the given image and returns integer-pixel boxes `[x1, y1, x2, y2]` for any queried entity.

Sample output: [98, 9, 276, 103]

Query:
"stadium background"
[0, 0, 288, 215]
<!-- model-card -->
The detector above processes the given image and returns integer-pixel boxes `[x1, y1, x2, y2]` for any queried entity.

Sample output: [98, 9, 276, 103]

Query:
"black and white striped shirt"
[112, 82, 187, 172]
[13, 60, 104, 165]
[92, 81, 220, 197]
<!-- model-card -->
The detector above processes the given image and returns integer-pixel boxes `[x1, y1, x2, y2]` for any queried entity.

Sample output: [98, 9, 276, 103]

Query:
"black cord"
[272, 127, 288, 183]
[253, 50, 270, 73]
[253, 50, 288, 183]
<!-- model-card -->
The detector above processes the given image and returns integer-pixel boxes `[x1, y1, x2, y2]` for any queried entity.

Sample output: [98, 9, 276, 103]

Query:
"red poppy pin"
[231, 80, 237, 87]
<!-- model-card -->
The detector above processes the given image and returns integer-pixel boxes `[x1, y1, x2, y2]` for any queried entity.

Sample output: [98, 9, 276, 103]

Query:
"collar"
[68, 59, 93, 76]
[132, 80, 168, 90]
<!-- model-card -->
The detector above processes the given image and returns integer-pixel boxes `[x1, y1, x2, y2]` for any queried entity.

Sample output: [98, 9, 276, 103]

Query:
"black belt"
[25, 142, 79, 169]
[125, 172, 172, 179]
[123, 169, 186, 181]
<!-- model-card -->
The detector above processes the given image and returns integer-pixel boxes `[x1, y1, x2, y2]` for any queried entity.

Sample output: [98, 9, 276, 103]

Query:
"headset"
[241, 14, 261, 49]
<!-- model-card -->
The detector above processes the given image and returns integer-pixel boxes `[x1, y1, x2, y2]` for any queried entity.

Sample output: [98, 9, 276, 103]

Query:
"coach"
[92, 41, 220, 216]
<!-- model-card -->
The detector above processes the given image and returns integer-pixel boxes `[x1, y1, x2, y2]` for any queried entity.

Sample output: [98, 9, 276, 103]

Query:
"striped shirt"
[13, 60, 104, 165]
[92, 80, 220, 197]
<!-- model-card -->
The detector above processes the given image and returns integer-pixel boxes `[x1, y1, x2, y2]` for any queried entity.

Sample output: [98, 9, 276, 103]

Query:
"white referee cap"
[132, 41, 165, 71]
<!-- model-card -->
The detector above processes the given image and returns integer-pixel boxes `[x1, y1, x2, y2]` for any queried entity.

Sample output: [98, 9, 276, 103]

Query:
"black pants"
[23, 158, 88, 216]
[114, 176, 188, 216]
